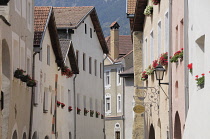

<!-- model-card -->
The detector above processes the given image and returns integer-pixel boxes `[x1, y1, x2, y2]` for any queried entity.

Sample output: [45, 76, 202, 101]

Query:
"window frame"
[105, 94, 111, 113]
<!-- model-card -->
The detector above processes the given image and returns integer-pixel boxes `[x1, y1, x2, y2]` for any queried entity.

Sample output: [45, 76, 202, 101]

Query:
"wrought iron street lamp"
[154, 64, 169, 86]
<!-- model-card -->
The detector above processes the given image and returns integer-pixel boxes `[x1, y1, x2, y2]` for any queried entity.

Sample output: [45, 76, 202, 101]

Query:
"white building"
[54, 6, 108, 139]
[183, 0, 210, 138]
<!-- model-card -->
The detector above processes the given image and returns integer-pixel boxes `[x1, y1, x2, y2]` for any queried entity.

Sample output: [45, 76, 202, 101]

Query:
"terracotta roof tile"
[127, 0, 137, 14]
[53, 6, 94, 28]
[34, 6, 52, 45]
[106, 35, 133, 56]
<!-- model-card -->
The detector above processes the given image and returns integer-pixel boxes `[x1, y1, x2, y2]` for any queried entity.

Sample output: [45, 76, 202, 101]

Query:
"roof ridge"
[53, 6, 94, 9]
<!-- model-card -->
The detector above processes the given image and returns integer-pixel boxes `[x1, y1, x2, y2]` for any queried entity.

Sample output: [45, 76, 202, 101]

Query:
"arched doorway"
[2, 39, 11, 139]
[32, 132, 38, 139]
[22, 132, 26, 139]
[12, 130, 18, 139]
[44, 135, 49, 139]
[149, 124, 155, 139]
[174, 112, 182, 139]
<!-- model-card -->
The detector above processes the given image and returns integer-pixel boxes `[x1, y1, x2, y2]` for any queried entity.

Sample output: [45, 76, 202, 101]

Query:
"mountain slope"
[35, 0, 130, 37]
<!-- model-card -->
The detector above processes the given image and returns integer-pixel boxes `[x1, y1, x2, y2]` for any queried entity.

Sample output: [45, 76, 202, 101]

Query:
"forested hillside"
[35, 0, 130, 37]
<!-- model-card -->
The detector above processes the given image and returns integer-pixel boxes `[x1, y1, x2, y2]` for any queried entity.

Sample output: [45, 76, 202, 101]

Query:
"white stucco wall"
[183, 0, 210, 138]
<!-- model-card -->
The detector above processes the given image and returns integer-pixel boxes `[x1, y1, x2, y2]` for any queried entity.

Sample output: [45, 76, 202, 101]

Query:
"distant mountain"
[35, 0, 130, 37]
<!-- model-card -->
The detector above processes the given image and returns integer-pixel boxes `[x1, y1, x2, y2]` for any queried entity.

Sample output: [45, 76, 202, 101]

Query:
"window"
[68, 90, 71, 106]
[158, 21, 161, 56]
[77, 94, 80, 108]
[85, 24, 87, 34]
[105, 71, 110, 87]
[20, 45, 25, 70]
[150, 31, 154, 63]
[76, 50, 79, 68]
[175, 26, 179, 51]
[95, 99, 98, 112]
[105, 94, 111, 113]
[83, 53, 86, 71]
[100, 63, 102, 78]
[165, 12, 169, 52]
[27, 58, 30, 74]
[117, 68, 122, 85]
[90, 28, 92, 38]
[83, 96, 86, 108]
[90, 98, 93, 110]
[89, 57, 92, 74]
[94, 60, 97, 76]
[34, 84, 39, 105]
[43, 91, 48, 113]
[13, 39, 19, 71]
[47, 45, 50, 65]
[115, 131, 120, 139]
[196, 35, 205, 76]
[117, 94, 121, 112]
[180, 19, 184, 49]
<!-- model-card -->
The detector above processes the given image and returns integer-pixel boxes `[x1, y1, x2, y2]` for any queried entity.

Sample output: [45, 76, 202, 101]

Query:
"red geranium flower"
[201, 73, 205, 76]
[187, 63, 193, 69]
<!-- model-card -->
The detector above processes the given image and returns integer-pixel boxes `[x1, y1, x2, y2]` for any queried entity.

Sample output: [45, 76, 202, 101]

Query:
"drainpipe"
[184, 0, 189, 119]
[73, 74, 77, 139]
[28, 52, 38, 139]
[168, 0, 173, 138]
[103, 54, 108, 139]
[122, 74, 125, 139]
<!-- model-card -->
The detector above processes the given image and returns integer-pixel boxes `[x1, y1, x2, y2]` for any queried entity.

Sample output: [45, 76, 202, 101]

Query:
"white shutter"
[34, 85, 39, 106]
[44, 91, 48, 113]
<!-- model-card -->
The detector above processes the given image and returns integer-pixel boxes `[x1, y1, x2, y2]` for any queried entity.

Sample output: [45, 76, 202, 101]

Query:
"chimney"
[110, 21, 120, 60]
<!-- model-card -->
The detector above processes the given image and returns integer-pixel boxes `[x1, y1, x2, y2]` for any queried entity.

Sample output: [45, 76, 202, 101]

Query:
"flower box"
[141, 71, 148, 81]
[68, 106, 73, 112]
[96, 111, 100, 118]
[152, 0, 160, 5]
[61, 103, 65, 108]
[90, 110, 94, 117]
[170, 48, 183, 63]
[159, 52, 168, 66]
[84, 108, 89, 116]
[26, 79, 36, 87]
[77, 107, 81, 114]
[20, 74, 30, 82]
[61, 66, 73, 78]
[144, 6, 153, 16]
[14, 68, 25, 79]
[57, 101, 61, 107]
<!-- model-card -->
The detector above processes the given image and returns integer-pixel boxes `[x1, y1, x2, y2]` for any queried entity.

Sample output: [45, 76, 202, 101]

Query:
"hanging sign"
[133, 105, 145, 113]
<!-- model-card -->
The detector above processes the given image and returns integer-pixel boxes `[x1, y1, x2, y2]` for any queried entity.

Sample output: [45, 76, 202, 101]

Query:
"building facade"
[104, 22, 133, 139]
[0, 0, 34, 138]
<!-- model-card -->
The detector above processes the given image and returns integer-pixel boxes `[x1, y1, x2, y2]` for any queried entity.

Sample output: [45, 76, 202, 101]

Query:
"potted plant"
[140, 71, 148, 81]
[195, 74, 205, 89]
[26, 78, 36, 87]
[68, 106, 73, 112]
[159, 52, 168, 66]
[96, 111, 100, 118]
[77, 107, 81, 114]
[187, 63, 193, 73]
[57, 101, 61, 107]
[84, 108, 89, 116]
[20, 74, 30, 82]
[144, 6, 153, 16]
[14, 68, 25, 79]
[61, 66, 74, 78]
[152, 0, 160, 5]
[152, 60, 158, 68]
[145, 65, 154, 75]
[170, 48, 184, 63]
[90, 110, 94, 117]
[61, 103, 65, 108]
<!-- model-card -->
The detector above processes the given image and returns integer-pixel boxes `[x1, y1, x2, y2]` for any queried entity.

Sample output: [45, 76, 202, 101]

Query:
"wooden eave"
[68, 42, 79, 74]
[48, 10, 64, 68]
[132, 0, 147, 32]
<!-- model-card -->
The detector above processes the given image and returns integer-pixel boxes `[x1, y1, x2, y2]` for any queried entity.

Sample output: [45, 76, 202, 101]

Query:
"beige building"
[127, 0, 170, 138]
[104, 22, 133, 139]
[0, 0, 34, 138]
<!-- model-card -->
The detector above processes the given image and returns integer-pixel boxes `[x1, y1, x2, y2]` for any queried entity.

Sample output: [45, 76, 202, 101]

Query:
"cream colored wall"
[142, 0, 169, 138]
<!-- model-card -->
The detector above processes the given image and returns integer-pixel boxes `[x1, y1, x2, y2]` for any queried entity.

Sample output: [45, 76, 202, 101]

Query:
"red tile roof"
[106, 35, 133, 56]
[34, 6, 52, 45]
[127, 0, 137, 14]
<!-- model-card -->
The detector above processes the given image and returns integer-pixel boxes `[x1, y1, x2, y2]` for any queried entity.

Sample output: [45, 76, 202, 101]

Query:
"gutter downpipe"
[103, 54, 108, 139]
[73, 74, 77, 139]
[28, 52, 38, 139]
[168, 0, 173, 138]
[122, 73, 125, 139]
[184, 0, 189, 119]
